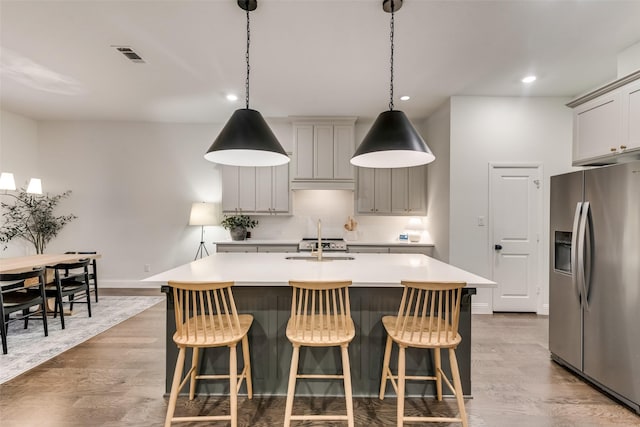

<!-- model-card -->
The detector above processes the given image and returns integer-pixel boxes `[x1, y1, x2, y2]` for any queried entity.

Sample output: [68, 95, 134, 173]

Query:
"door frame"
[488, 162, 544, 313]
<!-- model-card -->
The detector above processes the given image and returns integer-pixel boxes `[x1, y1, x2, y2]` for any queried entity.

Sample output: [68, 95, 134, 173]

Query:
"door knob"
[494, 244, 503, 250]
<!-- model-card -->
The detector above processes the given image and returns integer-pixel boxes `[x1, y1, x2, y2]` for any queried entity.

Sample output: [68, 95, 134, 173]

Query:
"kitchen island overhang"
[144, 253, 496, 397]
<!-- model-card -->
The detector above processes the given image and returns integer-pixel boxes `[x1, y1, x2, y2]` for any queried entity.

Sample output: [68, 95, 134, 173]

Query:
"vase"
[230, 227, 247, 241]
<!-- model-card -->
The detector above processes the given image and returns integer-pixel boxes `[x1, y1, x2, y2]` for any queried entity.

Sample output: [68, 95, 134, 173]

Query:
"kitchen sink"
[285, 256, 355, 262]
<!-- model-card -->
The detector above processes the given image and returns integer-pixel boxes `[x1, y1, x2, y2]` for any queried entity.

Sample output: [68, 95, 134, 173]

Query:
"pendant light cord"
[389, 1, 395, 111]
[245, 5, 251, 109]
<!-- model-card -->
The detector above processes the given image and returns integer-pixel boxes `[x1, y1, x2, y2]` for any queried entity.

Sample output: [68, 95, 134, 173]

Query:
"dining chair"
[165, 280, 253, 427]
[0, 267, 48, 354]
[65, 251, 99, 302]
[44, 258, 92, 329]
[284, 280, 355, 427]
[379, 281, 468, 427]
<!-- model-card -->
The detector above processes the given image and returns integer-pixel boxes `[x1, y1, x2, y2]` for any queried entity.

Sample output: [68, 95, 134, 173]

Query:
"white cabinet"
[356, 165, 427, 215]
[573, 92, 622, 163]
[569, 71, 640, 166]
[222, 163, 290, 215]
[622, 78, 640, 153]
[391, 166, 426, 214]
[222, 166, 256, 213]
[255, 164, 289, 214]
[291, 117, 357, 189]
[356, 168, 391, 214]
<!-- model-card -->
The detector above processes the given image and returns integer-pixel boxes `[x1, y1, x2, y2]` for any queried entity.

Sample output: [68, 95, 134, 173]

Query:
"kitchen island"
[144, 252, 495, 397]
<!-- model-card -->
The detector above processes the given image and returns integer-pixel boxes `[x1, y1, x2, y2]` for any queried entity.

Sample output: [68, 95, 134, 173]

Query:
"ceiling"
[1, 0, 640, 123]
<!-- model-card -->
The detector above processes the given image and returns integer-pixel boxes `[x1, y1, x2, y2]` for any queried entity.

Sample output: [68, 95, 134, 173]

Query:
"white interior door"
[490, 164, 541, 312]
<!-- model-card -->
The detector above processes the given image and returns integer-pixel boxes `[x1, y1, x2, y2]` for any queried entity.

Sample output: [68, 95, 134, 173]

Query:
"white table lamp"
[0, 172, 16, 191]
[189, 202, 220, 259]
[26, 178, 43, 194]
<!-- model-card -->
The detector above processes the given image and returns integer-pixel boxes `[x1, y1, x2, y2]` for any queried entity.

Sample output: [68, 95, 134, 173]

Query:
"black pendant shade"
[205, 108, 289, 167]
[351, 110, 434, 168]
[351, 0, 435, 169]
[204, 0, 289, 168]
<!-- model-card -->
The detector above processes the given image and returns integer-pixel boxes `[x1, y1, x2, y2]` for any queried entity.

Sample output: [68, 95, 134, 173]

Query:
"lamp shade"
[351, 110, 435, 168]
[26, 178, 42, 194]
[189, 202, 219, 226]
[0, 172, 16, 191]
[204, 108, 290, 167]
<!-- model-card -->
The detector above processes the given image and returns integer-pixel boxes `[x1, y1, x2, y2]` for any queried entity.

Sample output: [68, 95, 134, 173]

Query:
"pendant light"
[205, 0, 289, 167]
[351, 0, 435, 169]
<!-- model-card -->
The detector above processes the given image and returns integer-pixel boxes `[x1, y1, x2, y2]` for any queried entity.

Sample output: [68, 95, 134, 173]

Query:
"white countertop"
[346, 241, 434, 247]
[144, 253, 495, 288]
[214, 239, 299, 245]
[213, 240, 433, 246]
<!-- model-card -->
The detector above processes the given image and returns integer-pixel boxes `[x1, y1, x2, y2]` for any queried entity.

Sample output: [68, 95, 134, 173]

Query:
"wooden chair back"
[392, 281, 466, 346]
[168, 281, 243, 345]
[288, 280, 353, 344]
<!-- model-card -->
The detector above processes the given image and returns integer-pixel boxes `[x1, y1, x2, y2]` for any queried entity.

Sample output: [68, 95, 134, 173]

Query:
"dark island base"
[162, 286, 476, 398]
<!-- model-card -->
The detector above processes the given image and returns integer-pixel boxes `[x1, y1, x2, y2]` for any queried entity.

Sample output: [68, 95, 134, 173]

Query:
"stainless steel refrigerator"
[549, 160, 640, 414]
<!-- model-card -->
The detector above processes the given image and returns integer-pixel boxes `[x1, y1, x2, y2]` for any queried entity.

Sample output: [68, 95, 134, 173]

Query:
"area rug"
[0, 295, 164, 384]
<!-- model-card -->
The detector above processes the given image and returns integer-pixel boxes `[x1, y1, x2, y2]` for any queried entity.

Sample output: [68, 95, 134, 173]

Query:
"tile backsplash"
[221, 190, 431, 243]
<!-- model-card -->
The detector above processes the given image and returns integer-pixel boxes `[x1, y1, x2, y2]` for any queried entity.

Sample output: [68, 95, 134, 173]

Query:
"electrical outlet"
[144, 264, 151, 272]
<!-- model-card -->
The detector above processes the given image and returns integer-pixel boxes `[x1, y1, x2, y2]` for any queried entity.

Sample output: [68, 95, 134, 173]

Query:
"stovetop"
[299, 238, 347, 251]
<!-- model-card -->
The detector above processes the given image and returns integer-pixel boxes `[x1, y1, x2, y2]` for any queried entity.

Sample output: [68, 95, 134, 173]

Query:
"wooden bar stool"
[284, 280, 355, 427]
[164, 281, 253, 427]
[379, 281, 468, 427]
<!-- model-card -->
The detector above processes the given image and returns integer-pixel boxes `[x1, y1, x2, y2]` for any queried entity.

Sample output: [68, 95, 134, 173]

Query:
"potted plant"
[0, 189, 76, 254]
[220, 214, 258, 241]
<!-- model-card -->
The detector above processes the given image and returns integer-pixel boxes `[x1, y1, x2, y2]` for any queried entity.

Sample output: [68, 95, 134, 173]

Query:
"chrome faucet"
[311, 219, 323, 261]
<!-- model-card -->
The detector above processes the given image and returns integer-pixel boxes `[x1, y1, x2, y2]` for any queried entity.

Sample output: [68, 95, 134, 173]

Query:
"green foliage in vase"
[0, 189, 76, 254]
[220, 214, 258, 230]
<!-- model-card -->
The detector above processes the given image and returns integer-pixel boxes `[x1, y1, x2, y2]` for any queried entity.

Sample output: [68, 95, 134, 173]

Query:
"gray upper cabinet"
[357, 165, 427, 216]
[569, 71, 640, 166]
[222, 166, 256, 213]
[291, 117, 357, 189]
[622, 78, 640, 153]
[222, 161, 290, 215]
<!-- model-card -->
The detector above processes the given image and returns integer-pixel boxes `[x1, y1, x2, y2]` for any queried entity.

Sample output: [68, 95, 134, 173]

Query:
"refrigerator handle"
[578, 201, 592, 311]
[571, 202, 583, 304]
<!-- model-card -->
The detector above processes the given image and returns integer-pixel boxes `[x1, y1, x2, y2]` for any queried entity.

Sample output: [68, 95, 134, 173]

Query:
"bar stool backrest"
[394, 281, 466, 346]
[169, 281, 243, 345]
[288, 280, 353, 344]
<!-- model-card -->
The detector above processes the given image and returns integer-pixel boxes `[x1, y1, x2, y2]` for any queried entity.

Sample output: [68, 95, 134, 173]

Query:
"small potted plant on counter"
[220, 214, 258, 241]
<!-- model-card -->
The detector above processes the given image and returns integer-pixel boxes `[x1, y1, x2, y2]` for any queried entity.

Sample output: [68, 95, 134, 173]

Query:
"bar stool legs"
[283, 343, 354, 427]
[283, 345, 300, 427]
[341, 343, 355, 427]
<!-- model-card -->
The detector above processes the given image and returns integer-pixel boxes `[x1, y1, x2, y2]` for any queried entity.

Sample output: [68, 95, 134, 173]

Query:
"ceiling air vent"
[112, 46, 145, 63]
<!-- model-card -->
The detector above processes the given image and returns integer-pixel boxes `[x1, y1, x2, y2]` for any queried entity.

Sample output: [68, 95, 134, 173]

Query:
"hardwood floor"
[1, 289, 638, 426]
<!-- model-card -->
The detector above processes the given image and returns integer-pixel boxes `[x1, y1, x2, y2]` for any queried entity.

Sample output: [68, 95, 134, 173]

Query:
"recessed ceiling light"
[522, 75, 537, 84]
[226, 94, 238, 101]
[400, 95, 410, 101]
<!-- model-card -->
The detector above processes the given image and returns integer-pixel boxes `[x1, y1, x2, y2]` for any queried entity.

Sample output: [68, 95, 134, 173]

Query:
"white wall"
[421, 100, 451, 262]
[617, 39, 640, 78]
[1, 116, 428, 285]
[0, 109, 40, 257]
[449, 96, 576, 314]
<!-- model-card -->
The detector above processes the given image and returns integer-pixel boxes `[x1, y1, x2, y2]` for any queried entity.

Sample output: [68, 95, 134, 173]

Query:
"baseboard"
[472, 302, 492, 315]
[100, 280, 159, 289]
[539, 303, 549, 316]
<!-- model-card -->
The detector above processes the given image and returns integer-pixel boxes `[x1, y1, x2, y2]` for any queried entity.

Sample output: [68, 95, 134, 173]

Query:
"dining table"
[0, 253, 101, 274]
[1, 253, 102, 313]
